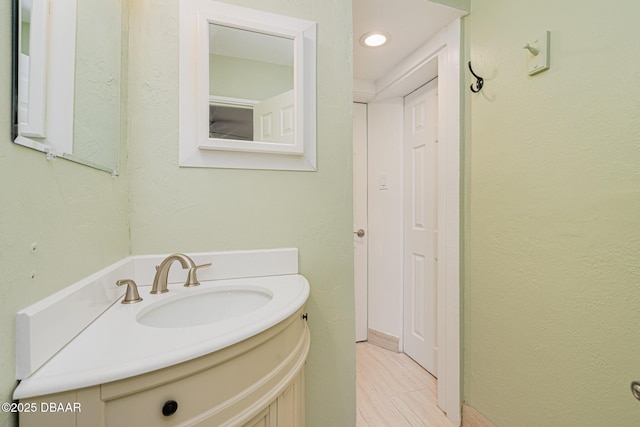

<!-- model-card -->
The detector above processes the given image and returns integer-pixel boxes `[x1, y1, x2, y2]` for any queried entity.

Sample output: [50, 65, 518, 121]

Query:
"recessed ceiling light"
[359, 31, 390, 48]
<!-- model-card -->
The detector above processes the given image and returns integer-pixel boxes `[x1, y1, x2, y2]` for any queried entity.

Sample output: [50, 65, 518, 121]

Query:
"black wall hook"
[468, 61, 484, 93]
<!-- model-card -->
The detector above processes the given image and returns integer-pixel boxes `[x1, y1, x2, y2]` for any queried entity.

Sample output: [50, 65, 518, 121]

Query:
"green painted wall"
[210, 54, 293, 101]
[431, 0, 470, 13]
[127, 1, 355, 426]
[20, 21, 29, 55]
[0, 2, 130, 427]
[464, 1, 640, 425]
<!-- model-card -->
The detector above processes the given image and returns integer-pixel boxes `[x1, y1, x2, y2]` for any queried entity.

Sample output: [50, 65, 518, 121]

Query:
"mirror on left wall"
[11, 0, 123, 175]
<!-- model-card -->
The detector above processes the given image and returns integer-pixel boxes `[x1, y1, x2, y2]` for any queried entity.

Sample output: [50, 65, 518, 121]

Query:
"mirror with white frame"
[179, 0, 317, 171]
[11, 0, 122, 175]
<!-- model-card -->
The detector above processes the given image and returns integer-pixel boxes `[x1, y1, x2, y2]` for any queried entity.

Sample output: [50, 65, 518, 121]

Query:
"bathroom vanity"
[18, 308, 308, 426]
[14, 249, 310, 427]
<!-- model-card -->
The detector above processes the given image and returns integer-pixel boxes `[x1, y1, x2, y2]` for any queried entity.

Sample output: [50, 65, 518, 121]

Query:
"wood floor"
[356, 342, 454, 427]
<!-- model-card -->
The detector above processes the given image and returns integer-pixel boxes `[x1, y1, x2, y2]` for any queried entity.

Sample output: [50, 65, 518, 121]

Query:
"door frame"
[375, 19, 462, 425]
[353, 102, 369, 342]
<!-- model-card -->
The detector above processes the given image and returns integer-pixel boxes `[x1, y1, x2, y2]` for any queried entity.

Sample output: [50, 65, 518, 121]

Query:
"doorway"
[352, 18, 462, 425]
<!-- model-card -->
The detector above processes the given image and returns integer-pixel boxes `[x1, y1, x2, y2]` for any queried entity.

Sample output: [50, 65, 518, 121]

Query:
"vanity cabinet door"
[241, 369, 305, 427]
[243, 404, 277, 427]
[275, 372, 305, 427]
[103, 314, 308, 427]
[104, 347, 290, 426]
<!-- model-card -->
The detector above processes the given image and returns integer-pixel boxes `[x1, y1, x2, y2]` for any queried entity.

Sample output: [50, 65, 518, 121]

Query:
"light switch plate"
[379, 174, 389, 190]
[527, 30, 550, 76]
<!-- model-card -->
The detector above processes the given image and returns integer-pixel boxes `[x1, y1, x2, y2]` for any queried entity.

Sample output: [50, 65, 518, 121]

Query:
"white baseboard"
[368, 328, 400, 353]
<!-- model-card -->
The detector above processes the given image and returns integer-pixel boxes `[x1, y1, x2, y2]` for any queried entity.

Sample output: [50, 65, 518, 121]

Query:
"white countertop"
[14, 274, 309, 400]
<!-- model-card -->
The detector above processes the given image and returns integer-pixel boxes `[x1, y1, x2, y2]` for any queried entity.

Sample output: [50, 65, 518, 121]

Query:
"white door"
[253, 89, 295, 144]
[353, 102, 368, 342]
[17, 53, 30, 126]
[403, 79, 438, 375]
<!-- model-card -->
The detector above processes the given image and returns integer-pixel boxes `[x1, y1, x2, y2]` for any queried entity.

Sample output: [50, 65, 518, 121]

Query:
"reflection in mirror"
[209, 24, 294, 145]
[16, 0, 48, 138]
[12, 0, 122, 175]
[209, 104, 253, 140]
[72, 0, 122, 170]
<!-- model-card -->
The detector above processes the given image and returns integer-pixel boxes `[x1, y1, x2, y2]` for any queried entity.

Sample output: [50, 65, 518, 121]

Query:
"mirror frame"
[179, 0, 317, 171]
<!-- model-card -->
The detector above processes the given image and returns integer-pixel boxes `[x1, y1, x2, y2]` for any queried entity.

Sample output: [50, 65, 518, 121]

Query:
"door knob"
[162, 400, 179, 416]
[631, 381, 640, 401]
[354, 229, 365, 238]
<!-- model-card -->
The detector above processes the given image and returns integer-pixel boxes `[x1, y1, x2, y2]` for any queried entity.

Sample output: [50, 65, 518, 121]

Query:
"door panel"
[403, 79, 438, 375]
[412, 143, 427, 230]
[411, 253, 426, 340]
[253, 90, 295, 144]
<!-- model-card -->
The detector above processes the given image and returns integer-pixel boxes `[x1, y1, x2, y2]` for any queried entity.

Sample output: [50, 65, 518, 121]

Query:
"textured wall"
[465, 1, 640, 425]
[0, 1, 130, 426]
[126, 1, 355, 426]
[72, 0, 122, 170]
[366, 99, 404, 342]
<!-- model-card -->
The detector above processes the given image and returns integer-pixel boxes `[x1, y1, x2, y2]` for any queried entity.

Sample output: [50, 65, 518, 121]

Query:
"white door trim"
[372, 18, 462, 425]
[436, 20, 461, 425]
[353, 102, 369, 342]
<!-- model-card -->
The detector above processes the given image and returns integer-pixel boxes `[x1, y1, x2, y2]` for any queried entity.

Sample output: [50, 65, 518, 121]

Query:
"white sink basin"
[137, 286, 273, 328]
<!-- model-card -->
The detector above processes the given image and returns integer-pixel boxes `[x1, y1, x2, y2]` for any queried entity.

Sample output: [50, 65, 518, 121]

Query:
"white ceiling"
[353, 0, 464, 84]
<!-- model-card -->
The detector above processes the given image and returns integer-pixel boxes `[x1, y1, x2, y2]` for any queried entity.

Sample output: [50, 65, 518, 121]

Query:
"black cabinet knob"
[162, 400, 178, 416]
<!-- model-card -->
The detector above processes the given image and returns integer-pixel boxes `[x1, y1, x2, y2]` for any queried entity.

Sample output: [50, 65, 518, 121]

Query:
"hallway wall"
[464, 1, 640, 425]
[366, 98, 404, 344]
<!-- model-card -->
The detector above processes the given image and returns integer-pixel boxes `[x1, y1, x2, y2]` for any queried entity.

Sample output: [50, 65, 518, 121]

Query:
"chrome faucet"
[151, 253, 212, 294]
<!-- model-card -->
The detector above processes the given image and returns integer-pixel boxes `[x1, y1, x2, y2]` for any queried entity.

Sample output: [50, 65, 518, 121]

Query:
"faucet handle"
[117, 279, 143, 304]
[184, 263, 212, 287]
